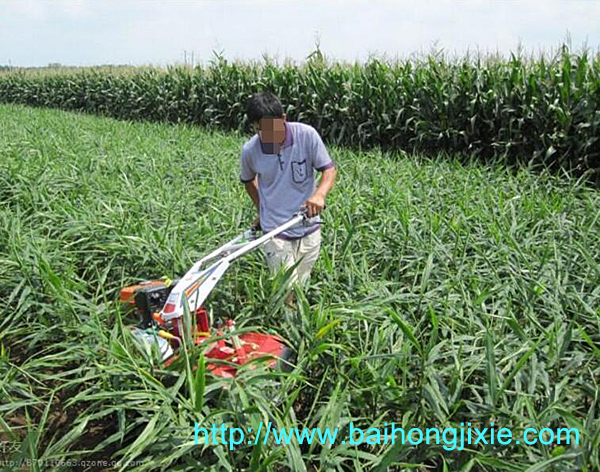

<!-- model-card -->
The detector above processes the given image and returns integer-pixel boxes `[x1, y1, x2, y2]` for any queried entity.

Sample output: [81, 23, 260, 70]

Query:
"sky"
[1, 0, 598, 67]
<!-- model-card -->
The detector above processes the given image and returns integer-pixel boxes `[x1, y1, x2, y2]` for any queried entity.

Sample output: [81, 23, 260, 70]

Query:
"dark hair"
[246, 92, 284, 124]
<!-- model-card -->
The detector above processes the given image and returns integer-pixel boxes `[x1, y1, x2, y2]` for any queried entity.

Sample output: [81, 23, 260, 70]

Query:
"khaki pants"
[262, 229, 321, 286]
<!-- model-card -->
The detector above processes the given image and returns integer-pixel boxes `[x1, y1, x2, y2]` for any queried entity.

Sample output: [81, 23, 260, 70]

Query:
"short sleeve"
[309, 127, 335, 171]
[240, 146, 255, 183]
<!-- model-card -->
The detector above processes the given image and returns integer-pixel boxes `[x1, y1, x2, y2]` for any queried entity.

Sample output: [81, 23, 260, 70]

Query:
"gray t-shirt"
[240, 122, 335, 239]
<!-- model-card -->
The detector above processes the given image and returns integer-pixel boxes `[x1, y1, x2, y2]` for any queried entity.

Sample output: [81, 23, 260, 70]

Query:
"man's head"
[246, 92, 286, 153]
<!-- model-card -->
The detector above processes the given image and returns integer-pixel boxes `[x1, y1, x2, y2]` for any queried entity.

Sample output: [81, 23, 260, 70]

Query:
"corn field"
[0, 47, 599, 183]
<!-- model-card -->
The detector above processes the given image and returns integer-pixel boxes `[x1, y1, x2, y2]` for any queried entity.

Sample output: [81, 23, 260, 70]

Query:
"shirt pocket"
[291, 159, 308, 184]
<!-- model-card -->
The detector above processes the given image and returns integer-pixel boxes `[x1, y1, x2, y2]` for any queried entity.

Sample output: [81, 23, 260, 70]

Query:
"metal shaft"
[224, 214, 304, 263]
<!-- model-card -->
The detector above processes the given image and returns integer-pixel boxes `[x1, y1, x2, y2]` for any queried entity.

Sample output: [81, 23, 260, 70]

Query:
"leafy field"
[1, 47, 599, 183]
[0, 103, 599, 471]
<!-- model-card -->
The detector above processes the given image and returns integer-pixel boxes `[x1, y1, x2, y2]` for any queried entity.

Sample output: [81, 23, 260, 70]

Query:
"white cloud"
[2, 0, 48, 21]
[59, 1, 91, 20]
[0, 0, 598, 67]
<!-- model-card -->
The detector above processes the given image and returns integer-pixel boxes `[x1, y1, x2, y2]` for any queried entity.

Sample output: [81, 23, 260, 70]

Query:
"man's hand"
[304, 192, 326, 217]
[305, 166, 336, 218]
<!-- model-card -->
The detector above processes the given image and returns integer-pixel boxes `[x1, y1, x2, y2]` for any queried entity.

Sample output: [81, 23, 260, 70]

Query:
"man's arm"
[305, 166, 337, 217]
[241, 146, 260, 225]
[244, 177, 260, 210]
[244, 177, 261, 228]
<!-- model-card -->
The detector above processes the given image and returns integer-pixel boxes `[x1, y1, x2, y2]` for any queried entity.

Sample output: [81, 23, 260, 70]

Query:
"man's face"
[253, 117, 286, 154]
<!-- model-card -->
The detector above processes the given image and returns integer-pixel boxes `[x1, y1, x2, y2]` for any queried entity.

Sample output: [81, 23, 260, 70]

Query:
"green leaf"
[388, 309, 422, 355]
[194, 354, 206, 413]
[315, 318, 342, 340]
[485, 330, 498, 407]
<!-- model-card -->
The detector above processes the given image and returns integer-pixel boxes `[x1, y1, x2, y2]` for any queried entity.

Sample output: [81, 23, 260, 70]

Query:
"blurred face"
[253, 116, 286, 154]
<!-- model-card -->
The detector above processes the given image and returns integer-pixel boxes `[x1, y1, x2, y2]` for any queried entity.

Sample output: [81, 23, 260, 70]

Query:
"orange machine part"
[163, 331, 287, 378]
[119, 280, 167, 304]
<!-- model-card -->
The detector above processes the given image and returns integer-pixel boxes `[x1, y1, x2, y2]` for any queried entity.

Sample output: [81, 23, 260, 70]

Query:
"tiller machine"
[120, 212, 308, 378]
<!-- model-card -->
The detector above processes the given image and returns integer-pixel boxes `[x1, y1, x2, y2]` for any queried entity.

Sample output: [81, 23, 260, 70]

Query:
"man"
[240, 92, 337, 297]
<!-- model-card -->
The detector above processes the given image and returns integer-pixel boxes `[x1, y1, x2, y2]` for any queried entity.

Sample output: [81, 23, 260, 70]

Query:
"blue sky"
[1, 0, 598, 67]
